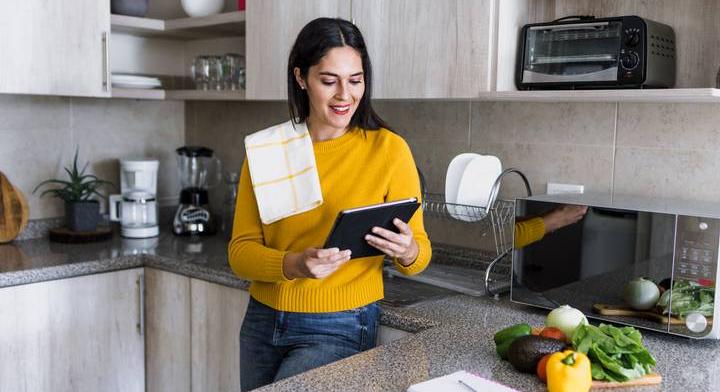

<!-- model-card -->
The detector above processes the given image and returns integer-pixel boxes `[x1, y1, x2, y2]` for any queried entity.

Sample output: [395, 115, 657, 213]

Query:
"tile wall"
[186, 100, 720, 247]
[0, 95, 184, 219]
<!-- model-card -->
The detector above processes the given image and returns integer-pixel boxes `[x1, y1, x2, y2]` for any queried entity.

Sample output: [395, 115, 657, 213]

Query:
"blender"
[173, 146, 222, 236]
[109, 159, 160, 238]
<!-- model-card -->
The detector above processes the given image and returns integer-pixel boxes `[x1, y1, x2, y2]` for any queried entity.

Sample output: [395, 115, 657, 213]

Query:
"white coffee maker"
[109, 159, 160, 238]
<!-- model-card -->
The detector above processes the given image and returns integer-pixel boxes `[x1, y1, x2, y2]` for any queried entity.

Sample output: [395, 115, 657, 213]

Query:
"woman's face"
[296, 46, 365, 135]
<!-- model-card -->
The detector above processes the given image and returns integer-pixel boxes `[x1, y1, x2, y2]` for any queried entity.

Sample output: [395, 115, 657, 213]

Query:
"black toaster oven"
[515, 16, 676, 90]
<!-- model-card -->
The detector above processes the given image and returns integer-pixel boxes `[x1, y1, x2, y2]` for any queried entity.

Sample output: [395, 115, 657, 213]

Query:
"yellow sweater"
[228, 127, 432, 312]
[515, 217, 545, 248]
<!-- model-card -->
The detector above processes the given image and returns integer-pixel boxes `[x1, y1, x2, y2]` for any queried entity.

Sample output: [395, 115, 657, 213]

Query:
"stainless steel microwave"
[515, 16, 676, 89]
[511, 193, 720, 339]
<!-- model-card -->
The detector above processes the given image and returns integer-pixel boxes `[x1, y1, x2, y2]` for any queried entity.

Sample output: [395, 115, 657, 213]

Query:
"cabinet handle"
[102, 32, 109, 91]
[137, 273, 145, 336]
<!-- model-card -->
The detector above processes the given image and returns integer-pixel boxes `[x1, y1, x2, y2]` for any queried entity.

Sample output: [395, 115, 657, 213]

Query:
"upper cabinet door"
[353, 0, 494, 99]
[246, 0, 351, 100]
[0, 0, 111, 98]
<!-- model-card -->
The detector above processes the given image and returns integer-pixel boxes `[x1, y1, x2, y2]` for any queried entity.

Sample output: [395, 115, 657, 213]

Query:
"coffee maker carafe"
[109, 159, 160, 238]
[173, 146, 221, 236]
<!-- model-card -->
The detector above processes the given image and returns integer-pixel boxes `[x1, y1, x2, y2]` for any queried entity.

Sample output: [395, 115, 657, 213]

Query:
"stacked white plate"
[445, 153, 502, 222]
[111, 74, 162, 89]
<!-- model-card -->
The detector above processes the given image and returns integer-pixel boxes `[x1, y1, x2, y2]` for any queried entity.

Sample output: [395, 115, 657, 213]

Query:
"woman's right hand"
[283, 248, 352, 279]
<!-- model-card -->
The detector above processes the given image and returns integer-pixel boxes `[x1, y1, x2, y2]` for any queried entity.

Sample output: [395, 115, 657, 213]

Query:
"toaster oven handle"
[551, 15, 595, 23]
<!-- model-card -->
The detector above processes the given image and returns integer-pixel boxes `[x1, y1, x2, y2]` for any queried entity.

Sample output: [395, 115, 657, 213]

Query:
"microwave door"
[522, 21, 622, 84]
[512, 201, 674, 334]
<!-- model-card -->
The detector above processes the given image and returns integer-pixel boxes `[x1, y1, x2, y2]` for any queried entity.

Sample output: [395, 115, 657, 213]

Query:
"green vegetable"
[657, 279, 714, 317]
[623, 278, 660, 310]
[493, 323, 532, 360]
[571, 323, 656, 382]
[493, 323, 532, 345]
[545, 305, 588, 338]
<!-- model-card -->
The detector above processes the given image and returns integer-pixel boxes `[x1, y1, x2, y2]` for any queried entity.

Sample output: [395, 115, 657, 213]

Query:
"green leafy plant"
[33, 148, 115, 202]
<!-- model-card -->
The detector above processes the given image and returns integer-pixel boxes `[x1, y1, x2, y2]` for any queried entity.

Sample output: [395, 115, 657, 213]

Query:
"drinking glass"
[208, 56, 224, 90]
[222, 53, 245, 90]
[191, 56, 210, 90]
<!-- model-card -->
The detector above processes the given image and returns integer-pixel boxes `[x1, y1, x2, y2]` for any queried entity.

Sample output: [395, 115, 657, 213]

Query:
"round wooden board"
[49, 226, 113, 243]
[0, 172, 30, 243]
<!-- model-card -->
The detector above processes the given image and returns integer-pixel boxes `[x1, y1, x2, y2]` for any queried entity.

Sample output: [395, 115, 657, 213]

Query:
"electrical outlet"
[547, 182, 584, 195]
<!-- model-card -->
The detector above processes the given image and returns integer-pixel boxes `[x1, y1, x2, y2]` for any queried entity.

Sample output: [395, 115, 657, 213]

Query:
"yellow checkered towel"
[244, 120, 323, 224]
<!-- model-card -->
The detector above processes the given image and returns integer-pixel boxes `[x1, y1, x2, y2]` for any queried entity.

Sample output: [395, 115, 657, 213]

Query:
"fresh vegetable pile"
[657, 279, 714, 317]
[491, 305, 657, 391]
[571, 323, 656, 382]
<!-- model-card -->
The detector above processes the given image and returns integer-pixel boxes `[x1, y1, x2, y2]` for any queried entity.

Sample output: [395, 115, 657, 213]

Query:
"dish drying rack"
[384, 168, 532, 297]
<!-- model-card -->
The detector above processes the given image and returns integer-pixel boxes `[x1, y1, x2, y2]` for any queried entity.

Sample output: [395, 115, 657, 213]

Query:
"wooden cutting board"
[592, 373, 662, 389]
[0, 171, 29, 243]
[593, 303, 713, 325]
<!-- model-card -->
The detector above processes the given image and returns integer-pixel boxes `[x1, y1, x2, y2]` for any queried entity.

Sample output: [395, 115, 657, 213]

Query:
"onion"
[623, 277, 660, 310]
[545, 305, 588, 338]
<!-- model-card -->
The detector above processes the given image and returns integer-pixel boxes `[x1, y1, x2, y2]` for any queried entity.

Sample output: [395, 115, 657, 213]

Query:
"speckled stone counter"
[1, 229, 719, 391]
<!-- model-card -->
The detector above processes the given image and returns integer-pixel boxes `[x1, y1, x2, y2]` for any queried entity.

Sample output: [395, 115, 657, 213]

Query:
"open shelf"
[111, 11, 245, 39]
[111, 88, 245, 101]
[479, 88, 720, 103]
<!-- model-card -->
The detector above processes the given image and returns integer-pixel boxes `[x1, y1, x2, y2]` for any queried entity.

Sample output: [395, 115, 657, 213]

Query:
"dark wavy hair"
[287, 17, 389, 131]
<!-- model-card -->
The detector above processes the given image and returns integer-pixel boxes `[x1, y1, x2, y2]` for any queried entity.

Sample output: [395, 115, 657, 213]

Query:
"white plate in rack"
[455, 155, 502, 221]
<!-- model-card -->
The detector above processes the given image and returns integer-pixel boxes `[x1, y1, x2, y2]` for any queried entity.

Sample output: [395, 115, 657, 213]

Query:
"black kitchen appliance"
[173, 146, 222, 236]
[516, 15, 676, 90]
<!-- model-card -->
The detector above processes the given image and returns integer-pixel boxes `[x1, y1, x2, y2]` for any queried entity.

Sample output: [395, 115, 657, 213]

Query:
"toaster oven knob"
[685, 312, 708, 333]
[620, 52, 639, 70]
[625, 32, 641, 47]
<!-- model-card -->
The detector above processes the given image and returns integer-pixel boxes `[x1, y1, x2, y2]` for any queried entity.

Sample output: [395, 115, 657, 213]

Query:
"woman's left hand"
[365, 218, 419, 266]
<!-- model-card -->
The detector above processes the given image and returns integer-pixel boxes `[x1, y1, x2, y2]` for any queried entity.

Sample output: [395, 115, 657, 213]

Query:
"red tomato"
[536, 353, 552, 382]
[539, 327, 567, 342]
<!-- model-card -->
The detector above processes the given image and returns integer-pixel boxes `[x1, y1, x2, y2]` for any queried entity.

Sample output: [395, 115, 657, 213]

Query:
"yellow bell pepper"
[546, 350, 592, 392]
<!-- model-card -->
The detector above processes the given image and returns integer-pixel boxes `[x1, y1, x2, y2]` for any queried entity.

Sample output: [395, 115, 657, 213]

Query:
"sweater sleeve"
[514, 217, 545, 249]
[227, 159, 292, 283]
[385, 136, 432, 276]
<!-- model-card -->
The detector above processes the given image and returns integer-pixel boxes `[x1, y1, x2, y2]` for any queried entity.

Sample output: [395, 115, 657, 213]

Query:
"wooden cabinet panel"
[190, 279, 250, 392]
[353, 0, 494, 98]
[0, 269, 145, 392]
[0, 0, 111, 97]
[145, 268, 192, 392]
[245, 0, 351, 100]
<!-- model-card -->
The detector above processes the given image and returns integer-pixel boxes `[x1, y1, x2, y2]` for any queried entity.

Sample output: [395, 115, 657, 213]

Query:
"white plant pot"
[181, 0, 224, 17]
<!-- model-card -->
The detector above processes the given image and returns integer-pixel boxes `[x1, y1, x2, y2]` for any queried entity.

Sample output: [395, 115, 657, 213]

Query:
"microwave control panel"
[674, 216, 720, 283]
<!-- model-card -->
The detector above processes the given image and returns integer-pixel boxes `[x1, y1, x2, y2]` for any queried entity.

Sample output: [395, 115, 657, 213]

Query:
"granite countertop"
[1, 228, 720, 391]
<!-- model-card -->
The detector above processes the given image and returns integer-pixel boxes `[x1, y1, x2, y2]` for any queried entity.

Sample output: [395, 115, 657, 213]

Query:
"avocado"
[507, 335, 567, 373]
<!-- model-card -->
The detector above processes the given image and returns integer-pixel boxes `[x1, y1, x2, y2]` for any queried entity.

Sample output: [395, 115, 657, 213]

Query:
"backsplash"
[0, 95, 184, 220]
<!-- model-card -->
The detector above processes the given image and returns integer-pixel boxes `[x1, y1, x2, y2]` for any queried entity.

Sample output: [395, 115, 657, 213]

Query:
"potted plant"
[33, 148, 115, 232]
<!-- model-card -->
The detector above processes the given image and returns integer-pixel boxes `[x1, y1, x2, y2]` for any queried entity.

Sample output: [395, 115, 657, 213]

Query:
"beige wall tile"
[372, 101, 470, 143]
[617, 103, 720, 150]
[0, 95, 69, 130]
[72, 98, 185, 206]
[405, 138, 468, 195]
[471, 102, 616, 146]
[613, 146, 720, 201]
[477, 142, 614, 198]
[1, 96, 185, 219]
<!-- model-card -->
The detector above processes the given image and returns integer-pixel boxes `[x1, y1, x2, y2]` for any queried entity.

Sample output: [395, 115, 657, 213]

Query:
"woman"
[228, 18, 431, 391]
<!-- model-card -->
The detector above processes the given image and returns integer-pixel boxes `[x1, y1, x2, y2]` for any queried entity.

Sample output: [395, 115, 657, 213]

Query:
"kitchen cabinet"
[352, 0, 494, 99]
[0, 0, 111, 97]
[245, 0, 352, 100]
[0, 269, 145, 392]
[190, 278, 250, 392]
[145, 268, 192, 392]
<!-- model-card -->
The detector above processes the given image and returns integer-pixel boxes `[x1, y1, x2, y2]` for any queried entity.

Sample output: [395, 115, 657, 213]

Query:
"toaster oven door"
[512, 199, 718, 338]
[520, 21, 622, 85]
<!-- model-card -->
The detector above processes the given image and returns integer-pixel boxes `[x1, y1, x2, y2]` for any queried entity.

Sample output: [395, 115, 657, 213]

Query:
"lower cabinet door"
[0, 268, 145, 392]
[191, 278, 250, 392]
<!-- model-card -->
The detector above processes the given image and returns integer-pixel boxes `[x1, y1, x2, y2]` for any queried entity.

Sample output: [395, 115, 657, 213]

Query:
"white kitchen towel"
[407, 370, 519, 392]
[244, 120, 323, 224]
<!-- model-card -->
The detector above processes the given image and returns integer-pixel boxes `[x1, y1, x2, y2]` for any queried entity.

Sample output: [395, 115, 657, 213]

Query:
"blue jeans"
[239, 297, 379, 391]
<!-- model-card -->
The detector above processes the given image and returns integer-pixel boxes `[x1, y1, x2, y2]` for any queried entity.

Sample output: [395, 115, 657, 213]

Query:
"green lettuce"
[656, 279, 714, 317]
[571, 323, 656, 382]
